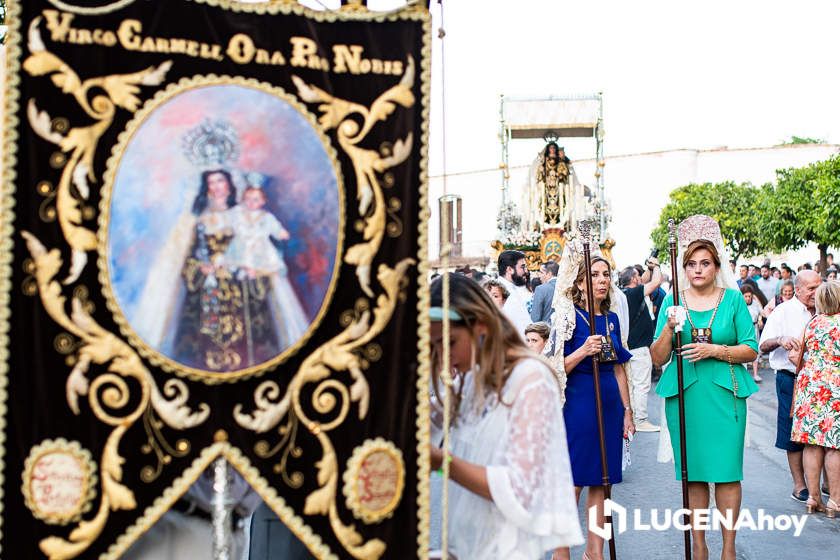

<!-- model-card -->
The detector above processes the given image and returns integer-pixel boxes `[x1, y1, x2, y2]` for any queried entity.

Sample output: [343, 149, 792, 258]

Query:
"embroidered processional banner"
[1, 1, 431, 558]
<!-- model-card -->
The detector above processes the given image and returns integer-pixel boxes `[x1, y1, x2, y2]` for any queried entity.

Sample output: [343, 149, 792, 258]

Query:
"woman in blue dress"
[554, 256, 635, 560]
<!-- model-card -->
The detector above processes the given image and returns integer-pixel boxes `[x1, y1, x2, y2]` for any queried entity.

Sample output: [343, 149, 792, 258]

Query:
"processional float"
[493, 93, 614, 269]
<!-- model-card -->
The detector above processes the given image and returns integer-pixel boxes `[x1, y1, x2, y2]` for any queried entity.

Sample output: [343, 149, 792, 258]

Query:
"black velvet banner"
[1, 1, 430, 558]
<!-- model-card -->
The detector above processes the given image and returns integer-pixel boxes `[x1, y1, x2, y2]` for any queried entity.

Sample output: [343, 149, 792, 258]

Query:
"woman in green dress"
[650, 216, 759, 560]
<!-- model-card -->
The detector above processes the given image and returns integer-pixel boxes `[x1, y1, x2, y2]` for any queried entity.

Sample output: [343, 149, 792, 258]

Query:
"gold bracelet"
[721, 345, 739, 421]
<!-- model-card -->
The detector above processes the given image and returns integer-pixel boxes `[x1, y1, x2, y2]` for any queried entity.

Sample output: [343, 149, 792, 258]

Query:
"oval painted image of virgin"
[102, 80, 342, 377]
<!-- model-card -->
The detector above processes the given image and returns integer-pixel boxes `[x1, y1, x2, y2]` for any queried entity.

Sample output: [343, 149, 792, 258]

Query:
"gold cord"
[682, 287, 725, 335]
[436, 3, 452, 557]
[439, 190, 453, 560]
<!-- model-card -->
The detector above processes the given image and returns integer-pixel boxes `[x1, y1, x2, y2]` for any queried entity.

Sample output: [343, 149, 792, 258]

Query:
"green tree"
[783, 136, 825, 145]
[651, 181, 767, 261]
[761, 155, 840, 272]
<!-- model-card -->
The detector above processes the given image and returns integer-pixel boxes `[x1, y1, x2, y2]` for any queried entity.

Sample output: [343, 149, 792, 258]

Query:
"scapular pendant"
[598, 335, 618, 363]
[691, 327, 712, 344]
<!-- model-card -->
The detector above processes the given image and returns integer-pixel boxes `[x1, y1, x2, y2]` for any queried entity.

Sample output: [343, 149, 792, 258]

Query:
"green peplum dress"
[654, 288, 759, 483]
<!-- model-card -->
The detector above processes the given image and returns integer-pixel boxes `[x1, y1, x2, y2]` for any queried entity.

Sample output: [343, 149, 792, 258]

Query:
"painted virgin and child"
[132, 169, 309, 372]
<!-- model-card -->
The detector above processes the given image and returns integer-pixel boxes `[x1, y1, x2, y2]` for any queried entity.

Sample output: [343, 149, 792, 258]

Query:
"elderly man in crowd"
[759, 270, 822, 502]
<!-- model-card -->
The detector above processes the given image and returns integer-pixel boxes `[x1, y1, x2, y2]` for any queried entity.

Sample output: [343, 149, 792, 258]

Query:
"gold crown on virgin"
[677, 214, 723, 251]
[182, 119, 241, 169]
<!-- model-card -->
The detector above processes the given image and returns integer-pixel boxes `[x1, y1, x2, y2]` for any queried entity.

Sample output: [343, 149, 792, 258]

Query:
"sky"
[330, 0, 840, 164]
[303, 0, 840, 260]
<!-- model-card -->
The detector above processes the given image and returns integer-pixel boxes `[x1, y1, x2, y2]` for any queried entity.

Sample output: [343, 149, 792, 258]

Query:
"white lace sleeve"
[485, 366, 583, 546]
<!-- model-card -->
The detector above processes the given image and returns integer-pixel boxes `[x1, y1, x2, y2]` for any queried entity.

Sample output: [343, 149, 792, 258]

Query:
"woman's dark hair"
[544, 141, 559, 156]
[543, 141, 569, 162]
[569, 256, 612, 316]
[192, 169, 237, 215]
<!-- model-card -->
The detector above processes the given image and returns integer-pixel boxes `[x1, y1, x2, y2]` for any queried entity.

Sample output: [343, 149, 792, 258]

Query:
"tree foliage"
[652, 155, 840, 271]
[783, 136, 825, 145]
[759, 155, 840, 268]
[650, 181, 766, 261]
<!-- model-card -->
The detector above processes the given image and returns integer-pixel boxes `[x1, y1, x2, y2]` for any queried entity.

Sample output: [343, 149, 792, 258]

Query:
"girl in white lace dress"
[429, 274, 583, 559]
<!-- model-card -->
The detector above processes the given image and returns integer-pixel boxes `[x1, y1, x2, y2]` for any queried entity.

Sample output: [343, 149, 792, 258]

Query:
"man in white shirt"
[756, 264, 780, 305]
[758, 269, 821, 502]
[497, 250, 532, 336]
[618, 259, 663, 432]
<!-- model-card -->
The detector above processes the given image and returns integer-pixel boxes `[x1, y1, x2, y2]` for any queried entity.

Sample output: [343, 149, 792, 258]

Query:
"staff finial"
[578, 220, 592, 245]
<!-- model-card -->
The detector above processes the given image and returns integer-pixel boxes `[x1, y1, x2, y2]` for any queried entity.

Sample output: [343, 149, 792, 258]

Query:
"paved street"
[430, 367, 840, 558]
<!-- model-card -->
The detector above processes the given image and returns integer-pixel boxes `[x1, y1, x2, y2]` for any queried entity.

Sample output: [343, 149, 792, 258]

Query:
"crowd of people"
[429, 215, 840, 559]
[131, 215, 840, 560]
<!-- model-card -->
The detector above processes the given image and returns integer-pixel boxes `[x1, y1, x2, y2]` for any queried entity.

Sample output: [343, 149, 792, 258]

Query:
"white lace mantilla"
[545, 236, 624, 406]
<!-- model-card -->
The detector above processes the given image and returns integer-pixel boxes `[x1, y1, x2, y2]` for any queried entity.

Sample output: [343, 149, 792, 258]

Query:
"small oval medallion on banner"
[343, 438, 405, 524]
[22, 439, 98, 525]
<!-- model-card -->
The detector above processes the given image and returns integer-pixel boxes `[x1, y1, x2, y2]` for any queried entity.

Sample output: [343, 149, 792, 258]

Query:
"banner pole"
[668, 219, 692, 560]
[579, 220, 617, 560]
[211, 457, 234, 560]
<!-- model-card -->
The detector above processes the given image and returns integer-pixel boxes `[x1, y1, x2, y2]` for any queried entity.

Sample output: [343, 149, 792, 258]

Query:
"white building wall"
[429, 143, 840, 268]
